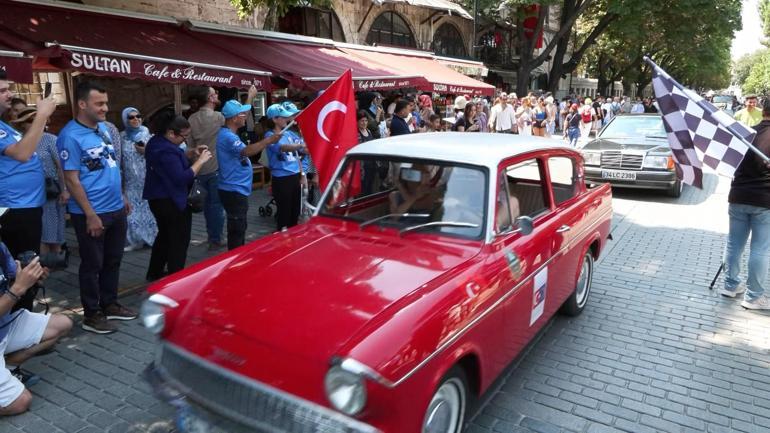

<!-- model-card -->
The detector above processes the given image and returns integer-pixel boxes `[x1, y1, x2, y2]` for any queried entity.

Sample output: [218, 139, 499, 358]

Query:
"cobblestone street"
[6, 173, 770, 433]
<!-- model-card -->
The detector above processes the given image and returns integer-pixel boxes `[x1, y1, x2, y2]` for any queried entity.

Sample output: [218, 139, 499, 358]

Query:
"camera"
[18, 250, 68, 270]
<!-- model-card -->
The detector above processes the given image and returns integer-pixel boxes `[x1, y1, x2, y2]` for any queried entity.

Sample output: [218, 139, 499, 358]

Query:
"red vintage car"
[142, 132, 613, 433]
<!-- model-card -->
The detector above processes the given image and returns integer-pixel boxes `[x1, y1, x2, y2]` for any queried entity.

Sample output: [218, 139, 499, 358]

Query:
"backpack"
[581, 108, 592, 123]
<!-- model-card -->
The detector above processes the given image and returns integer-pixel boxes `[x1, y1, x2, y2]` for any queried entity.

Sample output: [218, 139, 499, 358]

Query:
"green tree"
[733, 50, 768, 85]
[583, 0, 739, 95]
[230, 0, 330, 30]
[743, 54, 770, 94]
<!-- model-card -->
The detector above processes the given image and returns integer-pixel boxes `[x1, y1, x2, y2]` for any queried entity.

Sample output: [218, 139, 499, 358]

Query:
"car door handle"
[557, 225, 571, 233]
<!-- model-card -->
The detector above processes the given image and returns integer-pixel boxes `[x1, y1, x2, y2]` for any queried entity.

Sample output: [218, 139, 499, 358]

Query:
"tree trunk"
[547, 0, 577, 94]
[262, 4, 278, 31]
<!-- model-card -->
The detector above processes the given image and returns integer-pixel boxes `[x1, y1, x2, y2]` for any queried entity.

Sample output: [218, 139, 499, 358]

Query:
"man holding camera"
[58, 82, 135, 334]
[0, 71, 57, 312]
[0, 210, 72, 415]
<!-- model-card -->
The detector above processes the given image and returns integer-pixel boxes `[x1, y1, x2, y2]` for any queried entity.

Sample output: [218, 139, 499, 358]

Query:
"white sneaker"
[720, 285, 746, 298]
[741, 295, 770, 310]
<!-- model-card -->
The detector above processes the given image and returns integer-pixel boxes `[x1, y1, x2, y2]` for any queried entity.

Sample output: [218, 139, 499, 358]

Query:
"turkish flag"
[295, 69, 358, 192]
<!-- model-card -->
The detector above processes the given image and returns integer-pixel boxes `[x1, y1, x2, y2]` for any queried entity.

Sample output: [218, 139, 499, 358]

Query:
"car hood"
[187, 220, 481, 363]
[583, 137, 670, 153]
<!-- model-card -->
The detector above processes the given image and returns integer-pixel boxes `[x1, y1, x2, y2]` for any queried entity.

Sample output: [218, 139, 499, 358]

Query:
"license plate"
[601, 170, 636, 181]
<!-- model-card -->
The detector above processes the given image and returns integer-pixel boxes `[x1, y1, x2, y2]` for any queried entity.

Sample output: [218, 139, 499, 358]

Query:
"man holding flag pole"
[647, 56, 770, 310]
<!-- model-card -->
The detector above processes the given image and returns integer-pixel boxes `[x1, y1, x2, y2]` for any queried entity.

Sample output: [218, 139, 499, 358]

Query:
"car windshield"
[319, 156, 487, 239]
[599, 116, 666, 139]
[713, 96, 732, 104]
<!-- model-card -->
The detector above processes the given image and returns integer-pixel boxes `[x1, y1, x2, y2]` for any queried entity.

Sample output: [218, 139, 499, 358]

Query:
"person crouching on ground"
[0, 222, 72, 416]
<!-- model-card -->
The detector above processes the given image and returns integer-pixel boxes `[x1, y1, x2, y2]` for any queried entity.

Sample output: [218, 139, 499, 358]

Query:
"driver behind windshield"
[388, 164, 441, 215]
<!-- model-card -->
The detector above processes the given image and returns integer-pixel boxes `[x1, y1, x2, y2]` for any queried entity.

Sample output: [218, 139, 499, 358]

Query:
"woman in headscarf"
[120, 107, 157, 251]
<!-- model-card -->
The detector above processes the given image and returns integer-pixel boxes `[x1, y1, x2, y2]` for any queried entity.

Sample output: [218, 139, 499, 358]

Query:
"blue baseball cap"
[282, 101, 300, 115]
[222, 100, 252, 119]
[266, 104, 293, 119]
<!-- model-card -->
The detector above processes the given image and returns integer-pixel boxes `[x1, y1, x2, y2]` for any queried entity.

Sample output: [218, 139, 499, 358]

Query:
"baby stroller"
[258, 184, 276, 217]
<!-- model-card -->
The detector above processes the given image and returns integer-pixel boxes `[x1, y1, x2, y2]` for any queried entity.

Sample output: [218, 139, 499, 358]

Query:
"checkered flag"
[648, 58, 755, 188]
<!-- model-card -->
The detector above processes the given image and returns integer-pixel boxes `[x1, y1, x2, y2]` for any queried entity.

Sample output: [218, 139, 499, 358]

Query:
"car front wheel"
[561, 251, 594, 316]
[423, 367, 468, 433]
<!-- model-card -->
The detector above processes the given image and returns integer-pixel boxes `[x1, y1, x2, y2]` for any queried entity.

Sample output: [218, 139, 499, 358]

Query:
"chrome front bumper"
[145, 342, 381, 433]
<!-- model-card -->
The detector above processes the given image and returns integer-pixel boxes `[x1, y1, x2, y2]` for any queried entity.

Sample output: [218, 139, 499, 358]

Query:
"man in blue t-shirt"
[57, 82, 135, 335]
[0, 71, 57, 312]
[0, 208, 72, 416]
[217, 99, 281, 250]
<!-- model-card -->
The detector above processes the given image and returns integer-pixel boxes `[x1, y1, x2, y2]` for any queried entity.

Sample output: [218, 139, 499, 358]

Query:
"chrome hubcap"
[423, 379, 464, 433]
[575, 254, 592, 307]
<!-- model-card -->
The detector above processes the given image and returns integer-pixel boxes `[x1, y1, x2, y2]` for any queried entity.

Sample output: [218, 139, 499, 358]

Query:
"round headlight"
[140, 300, 165, 335]
[324, 365, 366, 416]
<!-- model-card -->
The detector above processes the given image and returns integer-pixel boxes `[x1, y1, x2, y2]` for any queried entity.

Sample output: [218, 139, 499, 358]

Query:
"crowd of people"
[354, 90, 660, 147]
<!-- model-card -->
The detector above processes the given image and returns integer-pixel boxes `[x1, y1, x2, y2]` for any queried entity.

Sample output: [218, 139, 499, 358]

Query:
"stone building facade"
[82, 0, 475, 56]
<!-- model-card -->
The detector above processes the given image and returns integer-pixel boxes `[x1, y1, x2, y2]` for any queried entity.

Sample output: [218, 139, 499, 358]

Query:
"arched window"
[433, 23, 466, 58]
[366, 12, 416, 48]
[279, 7, 345, 42]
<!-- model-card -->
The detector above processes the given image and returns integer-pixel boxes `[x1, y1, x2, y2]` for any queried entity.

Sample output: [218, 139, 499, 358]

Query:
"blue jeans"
[725, 203, 770, 300]
[197, 172, 225, 244]
[567, 127, 580, 147]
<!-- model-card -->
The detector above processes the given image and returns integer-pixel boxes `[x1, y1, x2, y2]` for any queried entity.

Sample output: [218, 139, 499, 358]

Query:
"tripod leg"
[709, 263, 725, 290]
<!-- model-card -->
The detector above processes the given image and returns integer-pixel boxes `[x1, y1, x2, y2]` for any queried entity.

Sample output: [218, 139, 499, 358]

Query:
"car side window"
[548, 156, 579, 205]
[505, 159, 548, 218]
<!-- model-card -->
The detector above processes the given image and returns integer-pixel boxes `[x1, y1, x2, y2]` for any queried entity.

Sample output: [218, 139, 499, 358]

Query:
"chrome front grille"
[601, 151, 643, 170]
[158, 343, 380, 433]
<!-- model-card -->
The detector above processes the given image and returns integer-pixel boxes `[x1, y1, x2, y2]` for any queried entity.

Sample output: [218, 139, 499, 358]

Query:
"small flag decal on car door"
[530, 268, 547, 326]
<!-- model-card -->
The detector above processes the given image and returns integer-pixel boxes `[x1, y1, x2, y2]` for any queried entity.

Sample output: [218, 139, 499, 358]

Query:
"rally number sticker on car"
[530, 268, 547, 326]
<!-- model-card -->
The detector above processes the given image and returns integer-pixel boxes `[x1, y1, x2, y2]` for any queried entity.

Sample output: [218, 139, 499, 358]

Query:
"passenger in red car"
[389, 164, 440, 215]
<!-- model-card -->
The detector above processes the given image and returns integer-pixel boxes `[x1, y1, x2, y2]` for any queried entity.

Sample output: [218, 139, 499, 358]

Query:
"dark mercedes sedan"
[580, 114, 683, 197]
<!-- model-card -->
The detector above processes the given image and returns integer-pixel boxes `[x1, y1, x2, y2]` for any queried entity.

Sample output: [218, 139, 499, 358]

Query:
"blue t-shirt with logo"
[216, 127, 251, 197]
[265, 130, 301, 178]
[0, 121, 45, 208]
[57, 120, 123, 214]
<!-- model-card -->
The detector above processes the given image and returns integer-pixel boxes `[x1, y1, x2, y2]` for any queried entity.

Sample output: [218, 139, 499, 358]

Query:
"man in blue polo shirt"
[0, 71, 57, 312]
[217, 99, 282, 250]
[58, 81, 134, 335]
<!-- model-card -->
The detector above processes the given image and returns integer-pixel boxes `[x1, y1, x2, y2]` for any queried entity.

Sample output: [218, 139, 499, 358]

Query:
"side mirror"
[515, 216, 534, 236]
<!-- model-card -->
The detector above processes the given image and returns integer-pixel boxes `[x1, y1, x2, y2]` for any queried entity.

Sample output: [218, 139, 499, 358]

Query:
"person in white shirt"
[601, 99, 613, 127]
[488, 93, 517, 133]
[631, 98, 645, 114]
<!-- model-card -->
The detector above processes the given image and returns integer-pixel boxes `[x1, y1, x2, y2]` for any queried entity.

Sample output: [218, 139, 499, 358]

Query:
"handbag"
[44, 178, 61, 200]
[187, 178, 207, 213]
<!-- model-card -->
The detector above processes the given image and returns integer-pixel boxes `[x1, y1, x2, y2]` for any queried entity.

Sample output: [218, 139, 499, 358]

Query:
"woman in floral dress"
[120, 107, 157, 251]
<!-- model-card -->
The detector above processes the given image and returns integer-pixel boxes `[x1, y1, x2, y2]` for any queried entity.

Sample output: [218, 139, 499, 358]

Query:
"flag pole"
[643, 56, 770, 164]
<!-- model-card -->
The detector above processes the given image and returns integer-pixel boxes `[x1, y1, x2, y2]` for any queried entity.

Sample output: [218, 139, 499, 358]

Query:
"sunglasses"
[127, 114, 143, 120]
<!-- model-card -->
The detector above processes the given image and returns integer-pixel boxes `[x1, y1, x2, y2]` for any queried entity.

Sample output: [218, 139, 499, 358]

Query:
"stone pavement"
[6, 174, 770, 433]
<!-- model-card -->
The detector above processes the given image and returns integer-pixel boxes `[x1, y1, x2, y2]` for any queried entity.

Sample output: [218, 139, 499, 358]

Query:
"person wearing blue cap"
[265, 103, 306, 231]
[217, 100, 281, 250]
[280, 101, 318, 205]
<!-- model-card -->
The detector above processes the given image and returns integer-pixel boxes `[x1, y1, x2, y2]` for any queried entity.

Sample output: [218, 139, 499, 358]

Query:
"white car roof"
[347, 132, 574, 168]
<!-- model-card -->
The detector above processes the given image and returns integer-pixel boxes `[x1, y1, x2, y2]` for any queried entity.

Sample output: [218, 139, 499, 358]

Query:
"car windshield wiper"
[359, 213, 430, 229]
[645, 135, 667, 139]
[399, 221, 480, 236]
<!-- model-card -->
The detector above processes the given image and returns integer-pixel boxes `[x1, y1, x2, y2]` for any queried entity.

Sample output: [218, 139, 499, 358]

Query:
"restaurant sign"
[355, 78, 417, 91]
[65, 51, 268, 90]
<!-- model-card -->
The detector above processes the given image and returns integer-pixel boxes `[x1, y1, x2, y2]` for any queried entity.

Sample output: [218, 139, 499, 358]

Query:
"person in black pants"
[264, 104, 306, 231]
[0, 71, 57, 312]
[58, 81, 136, 334]
[143, 114, 212, 280]
[216, 96, 282, 249]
